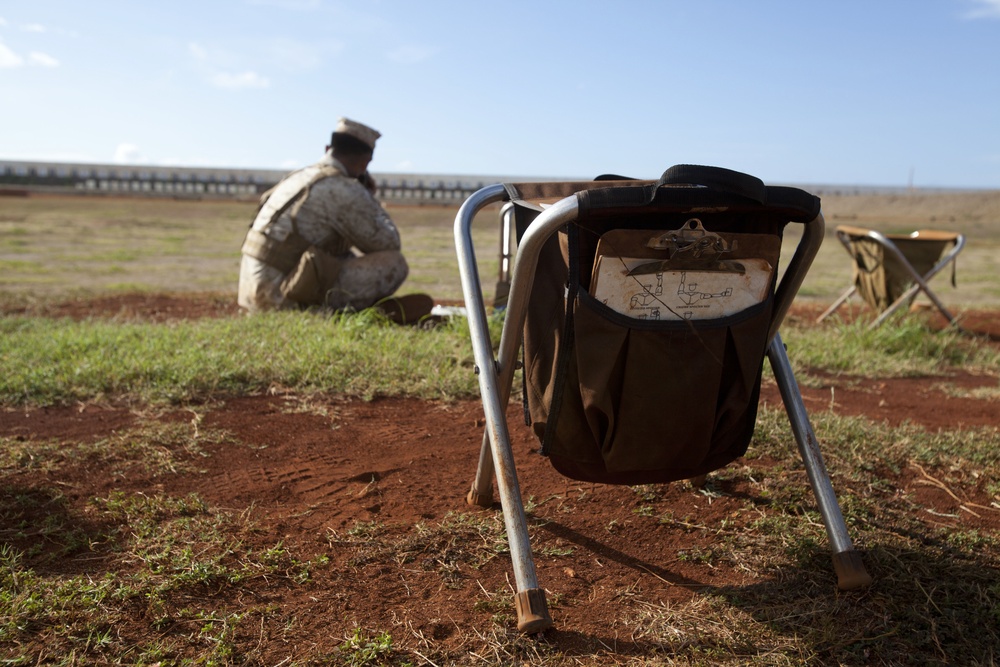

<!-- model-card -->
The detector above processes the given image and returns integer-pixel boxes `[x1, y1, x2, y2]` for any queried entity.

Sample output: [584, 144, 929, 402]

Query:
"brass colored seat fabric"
[820, 225, 964, 327]
[844, 229, 957, 312]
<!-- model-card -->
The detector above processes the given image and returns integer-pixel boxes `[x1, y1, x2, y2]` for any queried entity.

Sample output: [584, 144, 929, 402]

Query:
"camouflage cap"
[333, 117, 381, 150]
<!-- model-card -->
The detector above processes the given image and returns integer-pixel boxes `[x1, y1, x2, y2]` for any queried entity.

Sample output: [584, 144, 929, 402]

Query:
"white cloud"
[189, 41, 271, 90]
[0, 37, 58, 68]
[113, 144, 146, 164]
[189, 42, 209, 61]
[211, 70, 270, 89]
[963, 0, 1000, 18]
[0, 17, 7, 27]
[20, 23, 46, 33]
[29, 51, 58, 67]
[0, 40, 22, 68]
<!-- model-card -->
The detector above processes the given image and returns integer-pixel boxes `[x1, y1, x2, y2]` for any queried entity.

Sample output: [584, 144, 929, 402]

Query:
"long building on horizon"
[0, 158, 544, 203]
[0, 158, 955, 201]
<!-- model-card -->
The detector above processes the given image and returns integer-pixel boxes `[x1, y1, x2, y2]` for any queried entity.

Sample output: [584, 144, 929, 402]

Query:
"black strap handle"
[577, 164, 818, 216]
[653, 164, 766, 204]
[593, 173, 636, 181]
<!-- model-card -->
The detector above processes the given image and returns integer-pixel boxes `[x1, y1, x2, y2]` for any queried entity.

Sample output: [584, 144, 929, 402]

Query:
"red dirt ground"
[2, 293, 998, 661]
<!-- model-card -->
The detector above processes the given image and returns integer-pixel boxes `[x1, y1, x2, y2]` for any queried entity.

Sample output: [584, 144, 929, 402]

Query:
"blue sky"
[1, 1, 998, 188]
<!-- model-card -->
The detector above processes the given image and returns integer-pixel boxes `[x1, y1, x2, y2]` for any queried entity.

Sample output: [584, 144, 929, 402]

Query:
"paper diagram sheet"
[590, 256, 773, 321]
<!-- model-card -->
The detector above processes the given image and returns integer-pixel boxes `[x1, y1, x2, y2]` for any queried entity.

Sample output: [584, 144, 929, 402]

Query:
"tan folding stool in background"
[816, 224, 965, 328]
[454, 165, 873, 633]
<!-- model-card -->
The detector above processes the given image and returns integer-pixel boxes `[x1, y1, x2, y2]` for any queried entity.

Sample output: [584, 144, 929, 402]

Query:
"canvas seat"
[816, 224, 965, 328]
[454, 165, 872, 633]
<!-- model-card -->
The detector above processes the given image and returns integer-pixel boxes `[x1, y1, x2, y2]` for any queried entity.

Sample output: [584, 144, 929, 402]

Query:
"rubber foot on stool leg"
[466, 484, 493, 508]
[515, 588, 553, 633]
[688, 474, 708, 488]
[833, 549, 873, 590]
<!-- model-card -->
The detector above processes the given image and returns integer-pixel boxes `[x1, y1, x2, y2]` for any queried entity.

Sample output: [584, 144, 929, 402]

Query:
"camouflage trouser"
[324, 249, 408, 312]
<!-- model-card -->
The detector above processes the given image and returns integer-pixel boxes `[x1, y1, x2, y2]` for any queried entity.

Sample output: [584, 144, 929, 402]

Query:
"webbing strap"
[540, 225, 579, 457]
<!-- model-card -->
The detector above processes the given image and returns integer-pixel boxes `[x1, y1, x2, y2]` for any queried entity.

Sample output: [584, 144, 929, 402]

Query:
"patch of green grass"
[780, 313, 1000, 377]
[0, 260, 45, 274]
[0, 487, 326, 662]
[1, 417, 235, 478]
[0, 196, 503, 301]
[327, 627, 399, 666]
[3, 298, 992, 409]
[0, 308, 501, 405]
[751, 405, 1000, 479]
[89, 249, 142, 263]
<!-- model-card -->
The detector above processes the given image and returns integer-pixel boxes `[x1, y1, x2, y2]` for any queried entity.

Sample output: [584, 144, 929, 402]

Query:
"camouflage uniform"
[237, 151, 407, 312]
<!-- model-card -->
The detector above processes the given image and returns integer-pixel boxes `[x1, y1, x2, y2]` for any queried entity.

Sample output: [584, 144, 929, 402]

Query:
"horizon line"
[0, 157, 992, 194]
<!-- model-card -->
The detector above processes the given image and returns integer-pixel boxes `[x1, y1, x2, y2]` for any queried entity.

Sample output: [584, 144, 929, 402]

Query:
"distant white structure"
[0, 159, 536, 202]
[0, 159, 940, 201]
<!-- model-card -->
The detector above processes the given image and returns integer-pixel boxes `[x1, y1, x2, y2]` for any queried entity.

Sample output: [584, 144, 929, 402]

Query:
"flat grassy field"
[0, 194, 500, 305]
[1, 187, 999, 665]
[1, 188, 998, 308]
[790, 189, 1000, 307]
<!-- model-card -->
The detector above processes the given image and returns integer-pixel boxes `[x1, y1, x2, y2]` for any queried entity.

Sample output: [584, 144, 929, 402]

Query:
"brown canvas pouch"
[544, 289, 773, 484]
[280, 246, 344, 306]
[526, 225, 780, 485]
[849, 235, 954, 311]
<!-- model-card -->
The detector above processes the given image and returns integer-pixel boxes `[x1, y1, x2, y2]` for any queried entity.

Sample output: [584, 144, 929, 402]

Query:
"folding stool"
[454, 166, 872, 632]
[816, 224, 965, 328]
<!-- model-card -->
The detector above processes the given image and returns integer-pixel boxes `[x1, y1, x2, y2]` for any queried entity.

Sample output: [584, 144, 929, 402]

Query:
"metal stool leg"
[816, 285, 857, 323]
[455, 185, 553, 632]
[768, 333, 872, 590]
[467, 432, 495, 507]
